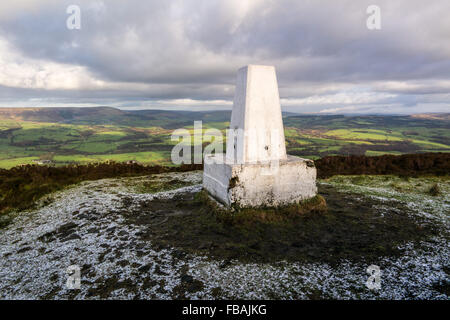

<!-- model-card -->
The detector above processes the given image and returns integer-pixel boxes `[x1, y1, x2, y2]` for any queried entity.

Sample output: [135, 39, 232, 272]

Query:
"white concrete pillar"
[204, 65, 317, 207]
[226, 65, 287, 164]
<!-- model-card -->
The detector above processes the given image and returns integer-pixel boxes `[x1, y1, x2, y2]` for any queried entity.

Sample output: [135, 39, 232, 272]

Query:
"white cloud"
[281, 92, 397, 106]
[0, 0, 449, 114]
[155, 98, 232, 106]
[0, 37, 105, 90]
[0, 0, 58, 20]
[318, 106, 358, 114]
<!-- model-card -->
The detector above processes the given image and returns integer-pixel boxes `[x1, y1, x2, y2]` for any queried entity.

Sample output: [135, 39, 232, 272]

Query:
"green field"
[0, 108, 448, 168]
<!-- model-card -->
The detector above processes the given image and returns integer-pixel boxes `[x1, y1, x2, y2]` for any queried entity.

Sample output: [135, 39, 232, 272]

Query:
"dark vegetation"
[203, 192, 328, 225]
[125, 185, 438, 265]
[316, 152, 450, 178]
[0, 162, 201, 215]
[429, 183, 442, 196]
[1, 152, 448, 216]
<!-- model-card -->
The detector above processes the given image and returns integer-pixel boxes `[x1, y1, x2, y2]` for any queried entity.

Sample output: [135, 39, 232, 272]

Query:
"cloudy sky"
[0, 0, 449, 114]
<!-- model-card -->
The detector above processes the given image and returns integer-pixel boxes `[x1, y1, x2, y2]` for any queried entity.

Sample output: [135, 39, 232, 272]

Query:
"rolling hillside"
[0, 107, 448, 168]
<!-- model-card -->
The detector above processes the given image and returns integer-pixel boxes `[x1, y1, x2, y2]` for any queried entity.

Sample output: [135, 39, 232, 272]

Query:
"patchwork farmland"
[0, 107, 448, 168]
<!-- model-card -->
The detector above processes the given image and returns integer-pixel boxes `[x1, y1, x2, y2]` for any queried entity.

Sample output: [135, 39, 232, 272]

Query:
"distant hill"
[1, 107, 448, 128]
[410, 113, 450, 121]
[0, 107, 233, 128]
[0, 107, 123, 123]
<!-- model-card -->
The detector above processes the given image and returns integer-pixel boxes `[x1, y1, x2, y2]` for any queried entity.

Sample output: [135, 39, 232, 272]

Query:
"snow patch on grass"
[0, 172, 448, 299]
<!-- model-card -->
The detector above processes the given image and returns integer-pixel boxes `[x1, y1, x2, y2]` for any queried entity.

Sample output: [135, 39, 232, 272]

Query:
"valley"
[0, 107, 448, 169]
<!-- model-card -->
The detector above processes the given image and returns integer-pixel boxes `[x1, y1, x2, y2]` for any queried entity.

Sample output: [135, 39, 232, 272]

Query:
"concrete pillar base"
[203, 153, 317, 208]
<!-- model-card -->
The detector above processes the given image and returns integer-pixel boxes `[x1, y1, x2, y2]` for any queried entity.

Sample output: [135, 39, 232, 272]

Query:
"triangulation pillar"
[203, 65, 317, 207]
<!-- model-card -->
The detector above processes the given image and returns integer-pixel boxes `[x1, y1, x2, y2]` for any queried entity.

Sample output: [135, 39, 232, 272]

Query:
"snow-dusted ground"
[0, 171, 448, 299]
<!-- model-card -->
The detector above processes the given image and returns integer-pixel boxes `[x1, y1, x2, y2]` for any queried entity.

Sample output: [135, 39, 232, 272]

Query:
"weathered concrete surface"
[203, 154, 317, 207]
[226, 65, 287, 163]
[204, 65, 317, 207]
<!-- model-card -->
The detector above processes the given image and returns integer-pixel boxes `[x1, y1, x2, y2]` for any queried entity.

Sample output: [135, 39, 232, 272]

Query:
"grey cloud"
[0, 0, 449, 113]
